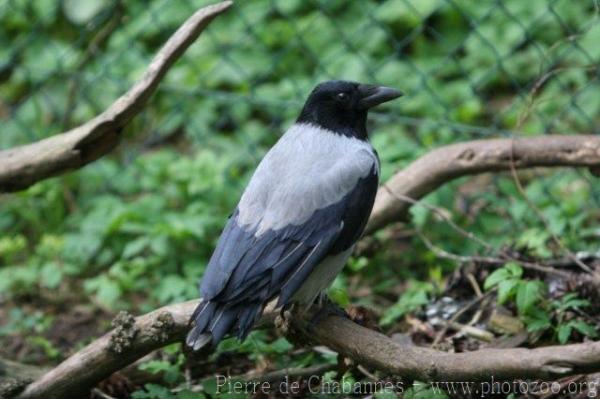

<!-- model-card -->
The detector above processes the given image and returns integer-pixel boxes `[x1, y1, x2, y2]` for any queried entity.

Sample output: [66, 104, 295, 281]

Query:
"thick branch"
[17, 301, 600, 398]
[0, 1, 232, 192]
[16, 302, 195, 399]
[16, 301, 277, 399]
[0, 359, 46, 398]
[366, 135, 600, 233]
[297, 315, 600, 381]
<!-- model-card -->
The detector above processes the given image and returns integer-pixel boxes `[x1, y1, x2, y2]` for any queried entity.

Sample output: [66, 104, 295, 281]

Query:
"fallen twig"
[431, 290, 495, 347]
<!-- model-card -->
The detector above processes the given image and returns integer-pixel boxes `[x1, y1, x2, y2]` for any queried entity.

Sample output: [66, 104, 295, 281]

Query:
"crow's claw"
[274, 304, 295, 336]
[307, 296, 348, 332]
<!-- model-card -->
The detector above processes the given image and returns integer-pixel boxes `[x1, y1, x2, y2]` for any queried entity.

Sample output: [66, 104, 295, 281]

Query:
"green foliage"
[482, 261, 543, 320]
[556, 320, 597, 344]
[0, 147, 256, 310]
[381, 281, 434, 326]
[0, 308, 53, 336]
[138, 344, 186, 385]
[27, 336, 61, 360]
[550, 294, 597, 343]
[486, 268, 597, 343]
[484, 262, 547, 315]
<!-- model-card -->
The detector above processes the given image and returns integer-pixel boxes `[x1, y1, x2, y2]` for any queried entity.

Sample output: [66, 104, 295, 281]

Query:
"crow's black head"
[297, 80, 402, 140]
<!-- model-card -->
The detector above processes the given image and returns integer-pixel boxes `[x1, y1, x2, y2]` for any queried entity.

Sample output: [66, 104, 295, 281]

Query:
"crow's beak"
[357, 84, 403, 109]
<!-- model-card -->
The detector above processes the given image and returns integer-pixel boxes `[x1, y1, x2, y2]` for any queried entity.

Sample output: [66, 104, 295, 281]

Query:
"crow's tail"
[186, 300, 262, 350]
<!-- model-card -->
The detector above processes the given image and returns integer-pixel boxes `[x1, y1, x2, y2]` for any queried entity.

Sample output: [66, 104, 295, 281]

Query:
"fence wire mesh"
[1, 0, 599, 264]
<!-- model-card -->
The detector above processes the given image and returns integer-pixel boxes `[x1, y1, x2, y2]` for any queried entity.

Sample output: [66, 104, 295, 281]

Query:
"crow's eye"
[336, 92, 349, 101]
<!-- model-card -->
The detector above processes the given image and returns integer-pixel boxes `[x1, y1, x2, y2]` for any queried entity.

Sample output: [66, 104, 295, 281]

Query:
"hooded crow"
[186, 80, 402, 349]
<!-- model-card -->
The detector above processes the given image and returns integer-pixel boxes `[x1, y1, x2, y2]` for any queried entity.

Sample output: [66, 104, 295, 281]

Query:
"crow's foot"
[306, 295, 348, 332]
[274, 304, 295, 336]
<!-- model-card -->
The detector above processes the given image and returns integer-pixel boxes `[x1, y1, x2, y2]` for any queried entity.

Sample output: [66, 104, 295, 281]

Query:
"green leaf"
[410, 203, 431, 228]
[516, 281, 543, 315]
[555, 294, 590, 311]
[374, 391, 400, 399]
[123, 237, 150, 259]
[484, 268, 511, 290]
[200, 377, 218, 396]
[329, 287, 350, 307]
[139, 359, 181, 384]
[569, 320, 598, 338]
[524, 308, 551, 332]
[156, 275, 190, 303]
[381, 286, 430, 326]
[0, 235, 27, 262]
[505, 262, 523, 278]
[27, 336, 60, 359]
[85, 276, 121, 309]
[40, 262, 62, 289]
[404, 381, 450, 398]
[269, 337, 293, 354]
[517, 228, 552, 258]
[497, 279, 519, 304]
[348, 256, 369, 272]
[150, 235, 170, 257]
[557, 324, 573, 344]
[199, 376, 246, 399]
[375, 0, 443, 27]
[484, 263, 523, 292]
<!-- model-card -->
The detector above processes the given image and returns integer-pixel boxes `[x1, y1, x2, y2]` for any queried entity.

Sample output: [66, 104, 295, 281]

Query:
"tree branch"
[0, 358, 46, 398]
[15, 301, 278, 399]
[0, 0, 232, 193]
[15, 302, 195, 399]
[296, 315, 600, 381]
[366, 135, 600, 233]
[16, 300, 600, 398]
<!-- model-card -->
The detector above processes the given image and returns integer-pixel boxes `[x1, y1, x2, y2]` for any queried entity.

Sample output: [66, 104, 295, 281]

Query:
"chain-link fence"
[3, 0, 598, 141]
[1, 0, 599, 263]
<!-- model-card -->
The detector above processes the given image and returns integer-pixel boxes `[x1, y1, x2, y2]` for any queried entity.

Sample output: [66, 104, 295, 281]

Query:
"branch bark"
[366, 135, 600, 233]
[0, 0, 232, 193]
[0, 358, 46, 398]
[16, 301, 600, 398]
[297, 315, 600, 381]
[15, 302, 195, 399]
